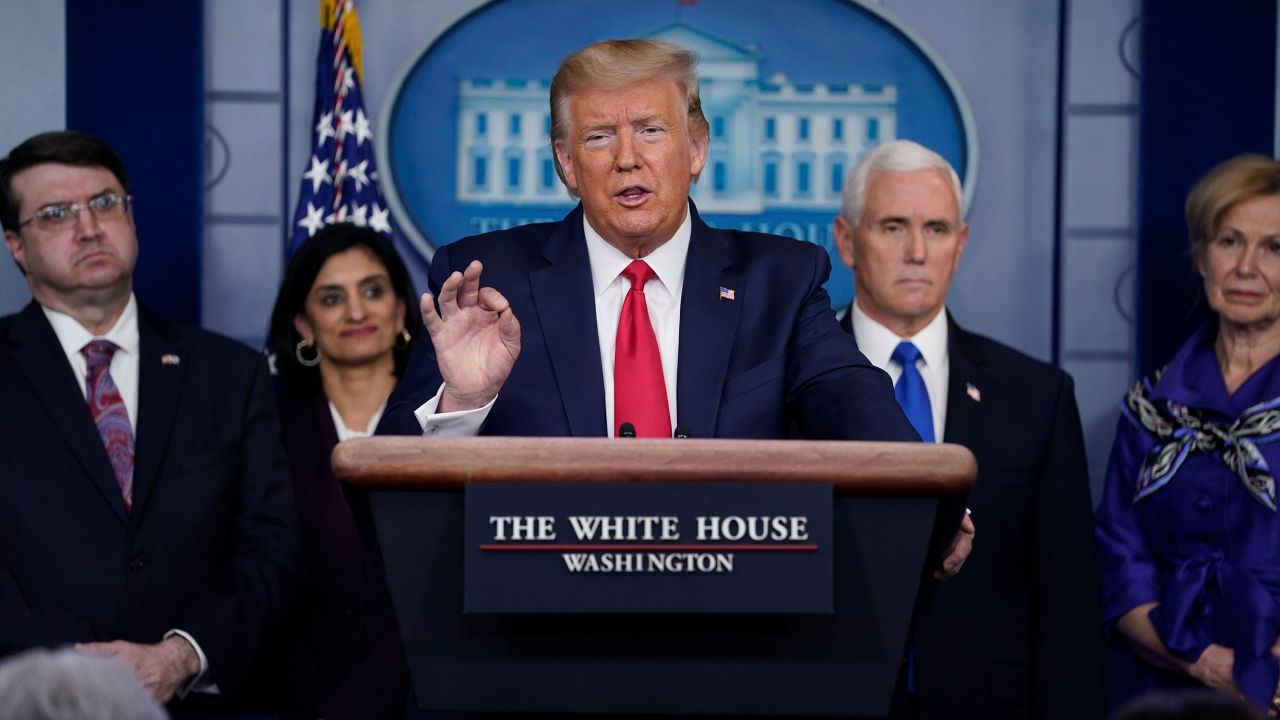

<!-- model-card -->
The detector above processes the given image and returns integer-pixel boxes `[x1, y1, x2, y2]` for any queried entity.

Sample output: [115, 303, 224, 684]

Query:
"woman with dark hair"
[262, 222, 417, 719]
[271, 222, 419, 412]
[1097, 155, 1280, 715]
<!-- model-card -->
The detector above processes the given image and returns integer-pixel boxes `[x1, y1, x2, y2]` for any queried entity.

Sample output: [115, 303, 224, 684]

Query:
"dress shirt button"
[1196, 496, 1213, 512]
[129, 556, 145, 572]
[428, 425, 440, 434]
[1203, 602, 1214, 619]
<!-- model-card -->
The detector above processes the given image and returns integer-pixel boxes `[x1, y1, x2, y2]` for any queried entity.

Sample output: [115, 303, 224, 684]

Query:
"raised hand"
[421, 260, 521, 412]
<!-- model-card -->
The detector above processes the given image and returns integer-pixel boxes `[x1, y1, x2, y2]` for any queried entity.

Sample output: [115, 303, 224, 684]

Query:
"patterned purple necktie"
[82, 340, 134, 512]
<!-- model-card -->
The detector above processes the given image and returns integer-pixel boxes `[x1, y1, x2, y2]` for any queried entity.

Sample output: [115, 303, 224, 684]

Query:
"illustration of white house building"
[454, 22, 897, 214]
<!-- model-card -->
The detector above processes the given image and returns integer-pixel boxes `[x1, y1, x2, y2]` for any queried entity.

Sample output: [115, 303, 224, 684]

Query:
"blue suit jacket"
[0, 300, 297, 697]
[382, 204, 916, 441]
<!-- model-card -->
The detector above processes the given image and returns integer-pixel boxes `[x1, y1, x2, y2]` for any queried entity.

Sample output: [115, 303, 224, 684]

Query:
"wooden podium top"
[334, 437, 975, 495]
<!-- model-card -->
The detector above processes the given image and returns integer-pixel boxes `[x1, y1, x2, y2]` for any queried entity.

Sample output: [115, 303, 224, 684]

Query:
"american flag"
[966, 382, 982, 403]
[719, 286, 735, 301]
[288, 0, 394, 254]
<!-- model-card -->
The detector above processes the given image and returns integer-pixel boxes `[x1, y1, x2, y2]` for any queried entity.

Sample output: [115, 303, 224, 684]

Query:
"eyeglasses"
[17, 192, 133, 232]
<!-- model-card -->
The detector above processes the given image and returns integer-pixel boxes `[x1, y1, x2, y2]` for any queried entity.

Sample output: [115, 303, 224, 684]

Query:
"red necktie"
[614, 260, 671, 438]
[83, 340, 135, 512]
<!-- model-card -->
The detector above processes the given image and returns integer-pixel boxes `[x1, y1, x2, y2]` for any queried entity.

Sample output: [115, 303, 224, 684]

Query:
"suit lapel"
[838, 302, 854, 335]
[130, 306, 186, 518]
[676, 207, 742, 438]
[529, 206, 607, 436]
[9, 302, 130, 524]
[942, 315, 989, 449]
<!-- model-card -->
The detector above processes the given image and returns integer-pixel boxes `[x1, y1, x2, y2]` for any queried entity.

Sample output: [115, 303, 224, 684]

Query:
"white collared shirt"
[43, 294, 140, 424]
[585, 209, 688, 436]
[414, 207, 693, 438]
[330, 400, 387, 442]
[848, 301, 950, 442]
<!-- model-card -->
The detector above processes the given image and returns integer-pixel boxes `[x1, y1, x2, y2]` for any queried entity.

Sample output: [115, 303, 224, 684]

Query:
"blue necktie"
[892, 341, 934, 443]
[893, 340, 931, 696]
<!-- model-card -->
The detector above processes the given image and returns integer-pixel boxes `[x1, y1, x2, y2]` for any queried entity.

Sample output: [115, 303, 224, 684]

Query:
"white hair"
[0, 648, 169, 720]
[841, 139, 964, 225]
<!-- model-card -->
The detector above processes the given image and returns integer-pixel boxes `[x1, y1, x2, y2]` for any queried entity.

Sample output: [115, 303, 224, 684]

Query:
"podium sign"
[464, 482, 833, 613]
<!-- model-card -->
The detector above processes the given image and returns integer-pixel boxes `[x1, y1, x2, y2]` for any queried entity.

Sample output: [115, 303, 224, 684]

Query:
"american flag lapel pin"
[719, 286, 736, 301]
[965, 382, 981, 403]
[161, 353, 181, 366]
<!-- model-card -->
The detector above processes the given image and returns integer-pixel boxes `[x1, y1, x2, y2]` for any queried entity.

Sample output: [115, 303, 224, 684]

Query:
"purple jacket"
[1097, 322, 1280, 710]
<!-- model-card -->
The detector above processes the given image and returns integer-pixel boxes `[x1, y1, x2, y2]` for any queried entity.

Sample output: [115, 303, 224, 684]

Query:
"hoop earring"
[395, 328, 412, 351]
[295, 338, 321, 367]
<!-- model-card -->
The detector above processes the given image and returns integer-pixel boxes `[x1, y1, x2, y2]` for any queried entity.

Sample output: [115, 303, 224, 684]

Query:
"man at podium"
[377, 41, 975, 716]
[381, 38, 926, 451]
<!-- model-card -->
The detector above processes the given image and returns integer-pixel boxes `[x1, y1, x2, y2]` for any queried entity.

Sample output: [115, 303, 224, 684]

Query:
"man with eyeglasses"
[0, 130, 297, 709]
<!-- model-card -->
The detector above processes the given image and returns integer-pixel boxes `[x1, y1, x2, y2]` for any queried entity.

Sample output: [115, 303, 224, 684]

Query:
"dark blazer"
[0, 300, 297, 696]
[843, 308, 1106, 719]
[258, 389, 408, 719]
[382, 204, 917, 441]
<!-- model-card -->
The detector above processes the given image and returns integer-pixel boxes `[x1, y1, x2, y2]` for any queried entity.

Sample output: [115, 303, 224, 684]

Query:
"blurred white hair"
[841, 139, 963, 225]
[0, 648, 168, 720]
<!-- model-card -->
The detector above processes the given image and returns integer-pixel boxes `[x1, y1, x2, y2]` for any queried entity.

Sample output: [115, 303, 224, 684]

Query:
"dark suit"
[382, 204, 917, 441]
[255, 389, 408, 719]
[843, 308, 1106, 719]
[0, 300, 297, 696]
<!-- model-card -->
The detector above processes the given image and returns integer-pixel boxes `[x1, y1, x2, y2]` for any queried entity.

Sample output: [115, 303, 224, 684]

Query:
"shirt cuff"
[413, 383, 495, 437]
[163, 628, 219, 696]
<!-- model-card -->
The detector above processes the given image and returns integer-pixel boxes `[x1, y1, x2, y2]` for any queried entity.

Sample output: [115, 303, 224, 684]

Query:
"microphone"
[673, 425, 691, 438]
[618, 422, 636, 438]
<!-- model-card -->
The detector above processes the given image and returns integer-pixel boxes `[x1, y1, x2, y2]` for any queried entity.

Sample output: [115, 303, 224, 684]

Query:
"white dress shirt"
[847, 301, 950, 442]
[42, 293, 212, 693]
[330, 400, 386, 442]
[44, 294, 140, 424]
[415, 208, 693, 438]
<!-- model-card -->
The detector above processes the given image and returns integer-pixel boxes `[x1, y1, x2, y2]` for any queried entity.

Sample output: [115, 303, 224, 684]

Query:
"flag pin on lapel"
[719, 286, 736, 301]
[161, 353, 180, 366]
[965, 382, 981, 403]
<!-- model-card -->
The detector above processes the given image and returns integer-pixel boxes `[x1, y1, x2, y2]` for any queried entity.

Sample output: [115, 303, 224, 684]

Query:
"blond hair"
[549, 39, 709, 196]
[1186, 154, 1280, 261]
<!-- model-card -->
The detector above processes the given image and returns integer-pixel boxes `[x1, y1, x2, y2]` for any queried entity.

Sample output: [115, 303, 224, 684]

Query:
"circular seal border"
[376, 0, 979, 263]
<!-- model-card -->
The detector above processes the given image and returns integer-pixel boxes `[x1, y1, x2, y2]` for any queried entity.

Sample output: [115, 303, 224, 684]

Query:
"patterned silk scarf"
[1125, 373, 1280, 511]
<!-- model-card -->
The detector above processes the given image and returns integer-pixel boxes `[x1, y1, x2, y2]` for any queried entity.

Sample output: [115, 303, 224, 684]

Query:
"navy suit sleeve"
[174, 353, 297, 691]
[0, 317, 104, 650]
[379, 245, 453, 436]
[786, 249, 919, 442]
[0, 569, 99, 651]
[1032, 374, 1107, 719]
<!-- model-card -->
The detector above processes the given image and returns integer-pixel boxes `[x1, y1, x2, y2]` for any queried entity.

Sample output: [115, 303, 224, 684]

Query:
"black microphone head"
[673, 425, 691, 438]
[618, 422, 636, 438]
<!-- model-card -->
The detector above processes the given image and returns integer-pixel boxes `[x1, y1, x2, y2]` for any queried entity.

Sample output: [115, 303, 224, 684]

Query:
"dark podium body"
[335, 438, 974, 719]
